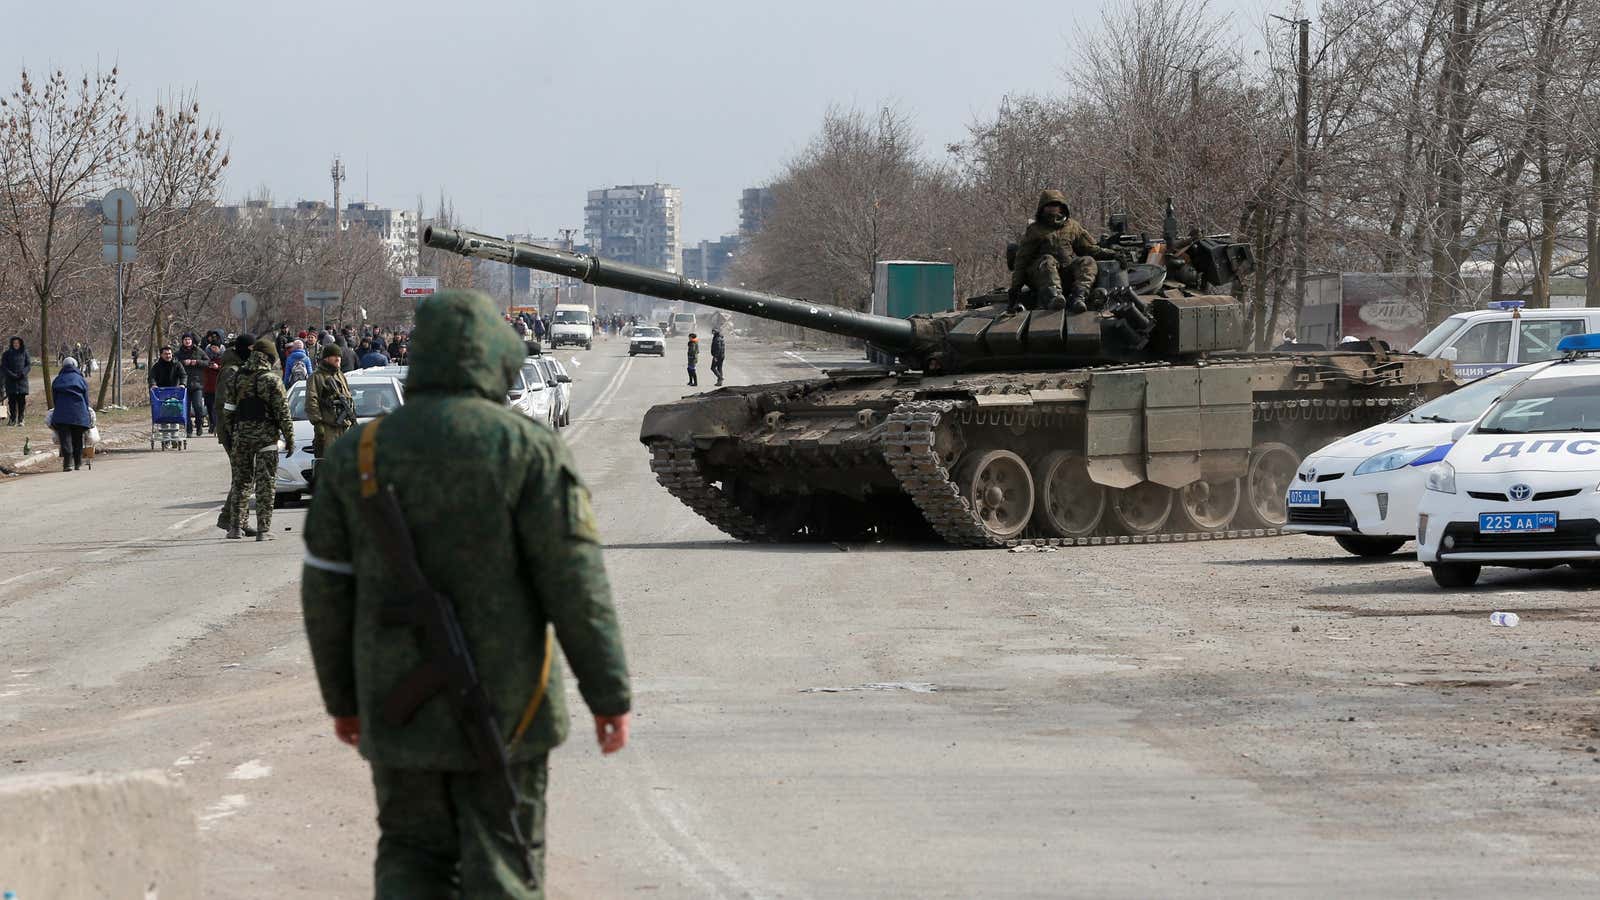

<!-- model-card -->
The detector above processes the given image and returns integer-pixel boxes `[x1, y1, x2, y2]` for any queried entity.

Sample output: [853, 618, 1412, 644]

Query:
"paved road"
[3, 335, 1598, 898]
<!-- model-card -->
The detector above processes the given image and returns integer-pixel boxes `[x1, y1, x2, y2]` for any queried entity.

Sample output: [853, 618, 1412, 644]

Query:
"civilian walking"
[3, 336, 30, 426]
[49, 358, 93, 472]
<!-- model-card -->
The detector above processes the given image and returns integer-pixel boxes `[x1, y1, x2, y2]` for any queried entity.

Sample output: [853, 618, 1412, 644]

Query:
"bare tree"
[0, 67, 130, 403]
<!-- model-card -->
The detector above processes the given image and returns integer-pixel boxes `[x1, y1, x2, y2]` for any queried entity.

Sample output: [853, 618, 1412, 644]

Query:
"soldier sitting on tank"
[1008, 190, 1115, 315]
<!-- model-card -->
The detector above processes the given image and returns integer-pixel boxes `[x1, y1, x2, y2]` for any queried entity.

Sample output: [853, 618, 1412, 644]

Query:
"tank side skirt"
[647, 441, 774, 542]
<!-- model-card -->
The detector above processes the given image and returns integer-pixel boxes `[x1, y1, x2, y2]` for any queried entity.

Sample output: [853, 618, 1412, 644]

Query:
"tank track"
[882, 400, 1000, 547]
[881, 399, 1286, 549]
[647, 440, 773, 542]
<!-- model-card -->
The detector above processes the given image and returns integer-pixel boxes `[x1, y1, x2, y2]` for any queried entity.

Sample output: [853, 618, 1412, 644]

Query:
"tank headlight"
[1354, 445, 1437, 476]
[1425, 461, 1457, 494]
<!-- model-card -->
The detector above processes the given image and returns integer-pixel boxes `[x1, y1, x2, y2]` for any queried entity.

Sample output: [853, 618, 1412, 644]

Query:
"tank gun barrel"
[423, 226, 917, 350]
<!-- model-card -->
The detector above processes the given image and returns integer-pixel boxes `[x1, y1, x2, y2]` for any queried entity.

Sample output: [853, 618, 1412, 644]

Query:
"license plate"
[1287, 489, 1321, 507]
[1477, 512, 1557, 533]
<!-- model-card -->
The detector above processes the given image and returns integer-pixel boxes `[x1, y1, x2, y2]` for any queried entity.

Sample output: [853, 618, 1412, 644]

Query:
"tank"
[424, 223, 1456, 547]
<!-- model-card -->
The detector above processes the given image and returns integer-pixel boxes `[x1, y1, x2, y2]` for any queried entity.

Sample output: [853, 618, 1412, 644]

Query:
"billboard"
[400, 276, 439, 300]
[1339, 273, 1428, 350]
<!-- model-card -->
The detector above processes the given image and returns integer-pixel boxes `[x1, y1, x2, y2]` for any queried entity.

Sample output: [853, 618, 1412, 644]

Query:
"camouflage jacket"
[1010, 188, 1105, 290]
[226, 348, 294, 450]
[301, 290, 631, 769]
[214, 348, 244, 443]
[306, 362, 354, 429]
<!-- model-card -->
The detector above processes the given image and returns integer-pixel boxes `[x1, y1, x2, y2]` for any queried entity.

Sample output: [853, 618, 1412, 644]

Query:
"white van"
[550, 304, 594, 349]
[1411, 303, 1600, 379]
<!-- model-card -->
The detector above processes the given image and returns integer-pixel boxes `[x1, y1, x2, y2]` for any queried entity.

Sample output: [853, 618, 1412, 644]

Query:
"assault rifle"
[361, 482, 539, 887]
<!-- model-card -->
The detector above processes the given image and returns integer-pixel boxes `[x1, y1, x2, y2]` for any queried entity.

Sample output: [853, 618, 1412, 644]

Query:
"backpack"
[289, 357, 310, 385]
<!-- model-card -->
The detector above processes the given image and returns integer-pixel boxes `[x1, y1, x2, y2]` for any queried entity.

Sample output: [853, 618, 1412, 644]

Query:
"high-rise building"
[739, 187, 774, 238]
[217, 199, 418, 273]
[584, 183, 682, 272]
[680, 234, 743, 285]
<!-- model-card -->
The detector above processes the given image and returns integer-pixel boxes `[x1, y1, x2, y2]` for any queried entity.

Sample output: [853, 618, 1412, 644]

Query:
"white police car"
[1285, 364, 1545, 556]
[1417, 333, 1600, 587]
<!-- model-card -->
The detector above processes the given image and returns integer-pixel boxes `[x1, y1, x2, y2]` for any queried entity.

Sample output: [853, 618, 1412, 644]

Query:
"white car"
[545, 357, 573, 427]
[1410, 303, 1600, 379]
[629, 325, 666, 356]
[1286, 365, 1546, 556]
[511, 361, 557, 428]
[1417, 334, 1600, 587]
[275, 373, 406, 503]
[522, 356, 568, 428]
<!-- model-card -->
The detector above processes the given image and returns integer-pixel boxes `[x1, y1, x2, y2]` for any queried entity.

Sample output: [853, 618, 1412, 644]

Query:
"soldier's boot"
[226, 527, 242, 540]
[1065, 288, 1089, 315]
[1041, 286, 1068, 311]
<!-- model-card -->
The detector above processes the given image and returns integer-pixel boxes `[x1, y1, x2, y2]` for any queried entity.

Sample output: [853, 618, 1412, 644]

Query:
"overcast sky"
[7, 0, 1282, 246]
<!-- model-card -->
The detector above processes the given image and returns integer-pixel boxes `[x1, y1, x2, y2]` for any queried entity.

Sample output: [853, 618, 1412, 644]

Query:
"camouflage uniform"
[301, 290, 631, 898]
[224, 338, 294, 537]
[305, 358, 354, 458]
[1009, 189, 1106, 309]
[213, 345, 247, 531]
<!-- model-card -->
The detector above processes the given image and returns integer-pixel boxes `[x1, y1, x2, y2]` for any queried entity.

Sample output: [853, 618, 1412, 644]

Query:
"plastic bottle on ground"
[1489, 611, 1520, 627]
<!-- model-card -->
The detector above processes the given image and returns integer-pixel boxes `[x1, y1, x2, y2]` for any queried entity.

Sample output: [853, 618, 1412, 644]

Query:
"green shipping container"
[871, 260, 955, 319]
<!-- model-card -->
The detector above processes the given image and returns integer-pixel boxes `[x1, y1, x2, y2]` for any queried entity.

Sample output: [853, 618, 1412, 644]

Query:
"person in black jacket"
[175, 333, 208, 437]
[3, 336, 30, 426]
[147, 346, 186, 389]
[709, 328, 726, 387]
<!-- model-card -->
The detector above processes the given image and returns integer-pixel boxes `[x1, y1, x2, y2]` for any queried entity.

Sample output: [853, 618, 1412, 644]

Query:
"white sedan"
[629, 326, 667, 356]
[1418, 337, 1600, 588]
[512, 359, 557, 428]
[275, 373, 406, 503]
[1285, 364, 1544, 556]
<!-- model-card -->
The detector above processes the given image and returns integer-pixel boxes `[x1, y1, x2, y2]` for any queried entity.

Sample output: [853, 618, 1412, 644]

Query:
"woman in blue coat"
[50, 357, 94, 471]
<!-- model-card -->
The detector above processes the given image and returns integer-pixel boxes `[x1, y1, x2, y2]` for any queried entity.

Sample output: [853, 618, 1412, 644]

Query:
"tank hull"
[641, 352, 1455, 547]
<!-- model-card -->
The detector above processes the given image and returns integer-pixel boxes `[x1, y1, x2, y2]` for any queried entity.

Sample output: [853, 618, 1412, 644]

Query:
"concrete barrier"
[0, 770, 196, 900]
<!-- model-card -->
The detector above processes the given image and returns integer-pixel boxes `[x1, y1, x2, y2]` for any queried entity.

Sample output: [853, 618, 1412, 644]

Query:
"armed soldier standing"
[300, 290, 631, 898]
[214, 334, 257, 536]
[305, 344, 356, 458]
[223, 336, 294, 541]
[1008, 189, 1114, 314]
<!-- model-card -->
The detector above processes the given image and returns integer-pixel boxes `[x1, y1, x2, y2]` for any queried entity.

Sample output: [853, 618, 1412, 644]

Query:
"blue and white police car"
[1285, 364, 1545, 556]
[1417, 333, 1600, 588]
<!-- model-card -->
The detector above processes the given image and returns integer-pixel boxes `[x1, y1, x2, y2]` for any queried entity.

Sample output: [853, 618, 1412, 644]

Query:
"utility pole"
[1271, 15, 1311, 320]
[330, 155, 346, 233]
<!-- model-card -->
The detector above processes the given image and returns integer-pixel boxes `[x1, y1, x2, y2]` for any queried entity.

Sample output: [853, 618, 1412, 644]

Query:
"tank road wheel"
[1105, 481, 1173, 536]
[1172, 478, 1243, 533]
[1030, 450, 1105, 539]
[1238, 442, 1301, 529]
[956, 449, 1035, 542]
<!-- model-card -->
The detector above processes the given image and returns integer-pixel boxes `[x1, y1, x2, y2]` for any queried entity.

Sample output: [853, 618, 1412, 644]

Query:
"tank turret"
[423, 225, 1247, 374]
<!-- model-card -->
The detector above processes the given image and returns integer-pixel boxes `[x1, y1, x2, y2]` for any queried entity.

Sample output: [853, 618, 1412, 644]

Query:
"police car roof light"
[1555, 332, 1600, 354]
[1489, 300, 1527, 310]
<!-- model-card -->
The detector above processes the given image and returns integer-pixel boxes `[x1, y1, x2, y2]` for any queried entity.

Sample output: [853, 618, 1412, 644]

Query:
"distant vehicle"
[671, 312, 697, 336]
[651, 304, 676, 332]
[524, 355, 570, 427]
[550, 303, 594, 349]
[1285, 364, 1547, 556]
[1411, 302, 1600, 379]
[630, 325, 666, 357]
[276, 373, 406, 503]
[1418, 333, 1600, 588]
[546, 357, 573, 427]
[512, 359, 557, 428]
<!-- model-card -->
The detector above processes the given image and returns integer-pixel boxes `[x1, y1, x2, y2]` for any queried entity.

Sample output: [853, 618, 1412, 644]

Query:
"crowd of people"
[506, 310, 635, 342]
[142, 323, 408, 438]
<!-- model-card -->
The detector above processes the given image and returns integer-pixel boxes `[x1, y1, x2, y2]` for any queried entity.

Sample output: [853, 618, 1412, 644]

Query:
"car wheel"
[1429, 562, 1481, 588]
[275, 491, 299, 507]
[585, 342, 592, 350]
[1334, 535, 1408, 557]
[629, 351, 636, 356]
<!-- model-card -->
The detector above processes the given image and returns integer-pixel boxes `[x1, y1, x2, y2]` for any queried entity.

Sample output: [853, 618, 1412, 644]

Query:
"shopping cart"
[149, 386, 189, 451]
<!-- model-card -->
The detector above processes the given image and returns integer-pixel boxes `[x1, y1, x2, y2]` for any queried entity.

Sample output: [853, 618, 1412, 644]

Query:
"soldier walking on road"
[301, 290, 631, 897]
[1008, 189, 1113, 314]
[223, 337, 293, 541]
[306, 344, 355, 458]
[686, 332, 699, 387]
[214, 334, 256, 536]
[710, 328, 726, 387]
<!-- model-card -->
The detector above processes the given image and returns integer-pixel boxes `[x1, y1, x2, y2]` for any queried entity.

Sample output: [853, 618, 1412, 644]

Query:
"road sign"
[102, 188, 138, 225]
[102, 244, 137, 263]
[401, 276, 439, 299]
[304, 290, 342, 309]
[230, 292, 257, 321]
[102, 223, 139, 244]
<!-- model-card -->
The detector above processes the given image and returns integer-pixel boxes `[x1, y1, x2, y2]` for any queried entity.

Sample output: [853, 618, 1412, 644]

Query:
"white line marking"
[227, 759, 272, 780]
[198, 794, 249, 828]
[169, 510, 212, 531]
[0, 568, 58, 587]
[564, 356, 635, 446]
[783, 350, 824, 371]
